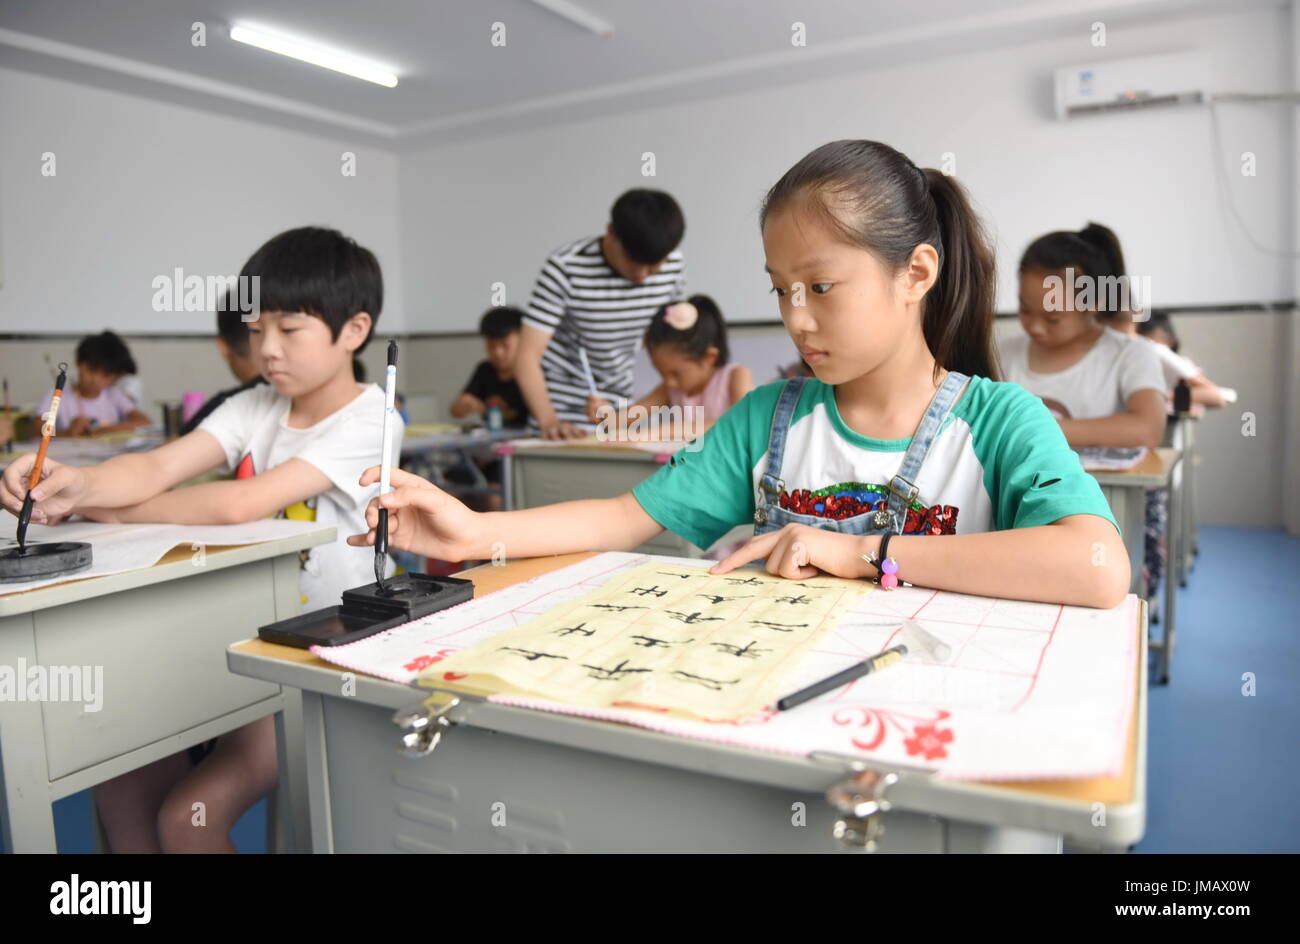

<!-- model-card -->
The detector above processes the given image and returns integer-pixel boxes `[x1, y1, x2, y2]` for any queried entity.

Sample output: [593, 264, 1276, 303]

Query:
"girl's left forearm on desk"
[859, 517, 1129, 608]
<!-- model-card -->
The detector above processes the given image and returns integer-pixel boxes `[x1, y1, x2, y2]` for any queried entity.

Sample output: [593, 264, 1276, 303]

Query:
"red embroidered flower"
[403, 648, 456, 673]
[904, 722, 955, 760]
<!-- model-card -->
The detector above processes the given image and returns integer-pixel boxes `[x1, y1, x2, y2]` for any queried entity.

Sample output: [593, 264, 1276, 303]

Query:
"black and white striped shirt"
[524, 235, 686, 426]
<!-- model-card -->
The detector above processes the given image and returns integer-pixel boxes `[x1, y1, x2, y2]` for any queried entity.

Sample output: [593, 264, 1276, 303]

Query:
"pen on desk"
[776, 644, 908, 711]
[375, 341, 398, 589]
[576, 346, 598, 395]
[16, 363, 68, 552]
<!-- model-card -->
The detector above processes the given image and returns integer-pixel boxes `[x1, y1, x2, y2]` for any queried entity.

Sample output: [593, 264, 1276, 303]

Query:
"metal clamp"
[825, 769, 899, 851]
[392, 691, 462, 758]
[887, 474, 919, 503]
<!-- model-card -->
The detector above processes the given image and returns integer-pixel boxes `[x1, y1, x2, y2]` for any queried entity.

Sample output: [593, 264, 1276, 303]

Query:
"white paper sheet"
[0, 519, 328, 593]
[314, 552, 1140, 781]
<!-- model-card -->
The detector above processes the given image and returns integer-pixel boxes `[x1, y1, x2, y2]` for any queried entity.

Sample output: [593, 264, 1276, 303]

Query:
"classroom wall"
[0, 66, 404, 336]
[0, 4, 1293, 532]
[1287, 0, 1300, 537]
[398, 5, 1294, 331]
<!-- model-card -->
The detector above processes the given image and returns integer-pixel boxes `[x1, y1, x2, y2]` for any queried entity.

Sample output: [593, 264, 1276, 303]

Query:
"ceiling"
[0, 0, 1263, 147]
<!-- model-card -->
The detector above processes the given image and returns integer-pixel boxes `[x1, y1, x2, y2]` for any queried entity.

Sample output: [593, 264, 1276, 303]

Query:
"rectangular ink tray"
[257, 605, 408, 649]
[258, 573, 475, 649]
[341, 572, 474, 621]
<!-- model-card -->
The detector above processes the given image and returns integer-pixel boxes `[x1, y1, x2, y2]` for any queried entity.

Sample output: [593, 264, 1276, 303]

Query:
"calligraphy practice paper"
[317, 552, 1139, 780]
[422, 561, 870, 721]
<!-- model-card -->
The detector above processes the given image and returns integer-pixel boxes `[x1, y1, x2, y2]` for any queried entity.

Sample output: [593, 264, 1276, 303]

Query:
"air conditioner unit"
[1055, 51, 1209, 119]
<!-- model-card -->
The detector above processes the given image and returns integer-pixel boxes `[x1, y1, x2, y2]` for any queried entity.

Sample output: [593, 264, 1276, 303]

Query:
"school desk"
[497, 439, 751, 558]
[399, 425, 524, 504]
[0, 524, 333, 853]
[227, 551, 1147, 854]
[1162, 413, 1199, 587]
[1090, 446, 1184, 685]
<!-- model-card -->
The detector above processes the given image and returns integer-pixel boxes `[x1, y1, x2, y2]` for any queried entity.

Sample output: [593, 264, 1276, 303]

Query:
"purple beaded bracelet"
[861, 533, 902, 590]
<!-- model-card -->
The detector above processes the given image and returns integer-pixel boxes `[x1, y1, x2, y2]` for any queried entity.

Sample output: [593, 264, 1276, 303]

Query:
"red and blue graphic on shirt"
[778, 481, 958, 535]
[234, 453, 317, 522]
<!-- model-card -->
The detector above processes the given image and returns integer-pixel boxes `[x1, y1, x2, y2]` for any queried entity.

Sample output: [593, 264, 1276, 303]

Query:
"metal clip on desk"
[393, 691, 462, 757]
[826, 770, 900, 852]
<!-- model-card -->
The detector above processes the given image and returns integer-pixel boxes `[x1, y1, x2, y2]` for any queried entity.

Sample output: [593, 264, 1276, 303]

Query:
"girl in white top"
[1001, 223, 1166, 450]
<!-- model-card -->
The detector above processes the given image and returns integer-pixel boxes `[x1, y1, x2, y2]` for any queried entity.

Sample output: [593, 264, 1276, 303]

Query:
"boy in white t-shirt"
[1, 226, 401, 852]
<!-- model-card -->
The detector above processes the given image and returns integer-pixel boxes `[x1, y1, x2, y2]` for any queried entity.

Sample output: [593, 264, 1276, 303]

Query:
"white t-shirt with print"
[632, 376, 1117, 551]
[999, 327, 1165, 421]
[198, 383, 403, 611]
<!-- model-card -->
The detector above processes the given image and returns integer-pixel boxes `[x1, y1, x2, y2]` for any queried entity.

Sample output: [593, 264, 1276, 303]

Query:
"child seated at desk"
[585, 294, 754, 436]
[38, 331, 151, 437]
[347, 140, 1131, 611]
[180, 300, 268, 435]
[2, 226, 403, 853]
[1133, 311, 1230, 409]
[1003, 224, 1170, 598]
[1001, 223, 1166, 452]
[451, 306, 531, 428]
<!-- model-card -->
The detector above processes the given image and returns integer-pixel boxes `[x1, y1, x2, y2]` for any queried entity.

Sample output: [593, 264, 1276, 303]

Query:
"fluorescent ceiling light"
[229, 24, 398, 87]
[528, 0, 614, 37]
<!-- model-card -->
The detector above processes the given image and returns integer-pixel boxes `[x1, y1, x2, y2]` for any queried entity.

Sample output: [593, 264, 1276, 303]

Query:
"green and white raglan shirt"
[631, 376, 1118, 550]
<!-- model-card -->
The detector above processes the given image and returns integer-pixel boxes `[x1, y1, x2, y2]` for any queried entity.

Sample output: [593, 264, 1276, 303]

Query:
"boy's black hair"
[610, 189, 685, 264]
[215, 292, 253, 357]
[479, 306, 524, 339]
[76, 330, 137, 376]
[644, 294, 729, 366]
[238, 226, 382, 351]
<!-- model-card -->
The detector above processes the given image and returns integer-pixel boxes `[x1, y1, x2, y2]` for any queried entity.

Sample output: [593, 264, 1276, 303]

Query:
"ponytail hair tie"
[663, 302, 698, 330]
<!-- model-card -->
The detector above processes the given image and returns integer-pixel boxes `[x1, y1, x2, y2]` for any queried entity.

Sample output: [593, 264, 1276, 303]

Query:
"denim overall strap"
[753, 377, 807, 527]
[878, 371, 970, 533]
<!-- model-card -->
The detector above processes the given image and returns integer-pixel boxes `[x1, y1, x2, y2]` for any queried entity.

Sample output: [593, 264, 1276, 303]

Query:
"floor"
[21, 525, 1300, 854]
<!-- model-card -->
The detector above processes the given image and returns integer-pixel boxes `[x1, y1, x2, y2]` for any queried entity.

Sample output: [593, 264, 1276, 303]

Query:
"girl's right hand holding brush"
[347, 466, 485, 561]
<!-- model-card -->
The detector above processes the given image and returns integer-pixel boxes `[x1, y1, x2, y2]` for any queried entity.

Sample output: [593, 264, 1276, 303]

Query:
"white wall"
[0, 66, 404, 335]
[399, 6, 1294, 333]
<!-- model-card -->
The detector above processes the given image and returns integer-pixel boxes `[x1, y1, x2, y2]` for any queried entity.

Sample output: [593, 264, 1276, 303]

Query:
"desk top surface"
[0, 524, 334, 616]
[1089, 446, 1181, 487]
[231, 551, 1144, 808]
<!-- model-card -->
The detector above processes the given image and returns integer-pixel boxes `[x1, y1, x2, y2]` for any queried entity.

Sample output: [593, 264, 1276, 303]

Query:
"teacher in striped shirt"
[517, 189, 687, 439]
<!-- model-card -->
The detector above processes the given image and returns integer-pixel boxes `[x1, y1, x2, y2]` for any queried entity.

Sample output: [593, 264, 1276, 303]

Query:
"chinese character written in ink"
[773, 594, 815, 606]
[709, 640, 770, 659]
[498, 647, 569, 662]
[749, 619, 809, 632]
[589, 603, 648, 612]
[696, 594, 752, 605]
[581, 659, 652, 681]
[663, 610, 725, 625]
[553, 622, 595, 637]
[671, 670, 740, 691]
[655, 571, 699, 580]
[628, 585, 669, 597]
[629, 634, 696, 649]
[724, 576, 765, 586]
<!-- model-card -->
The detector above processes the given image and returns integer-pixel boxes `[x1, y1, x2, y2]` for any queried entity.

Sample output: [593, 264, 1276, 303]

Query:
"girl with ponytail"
[1006, 222, 1167, 451]
[349, 141, 1129, 608]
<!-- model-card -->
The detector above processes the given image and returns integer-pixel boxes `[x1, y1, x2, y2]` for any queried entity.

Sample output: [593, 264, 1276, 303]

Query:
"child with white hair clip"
[586, 293, 753, 436]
